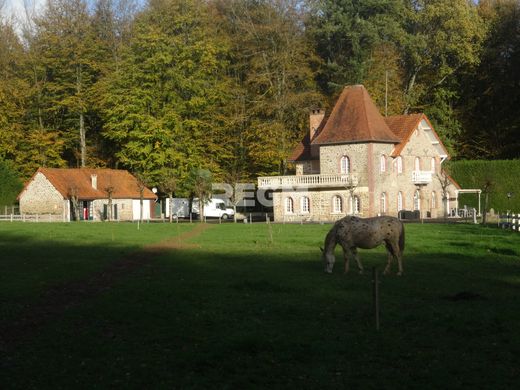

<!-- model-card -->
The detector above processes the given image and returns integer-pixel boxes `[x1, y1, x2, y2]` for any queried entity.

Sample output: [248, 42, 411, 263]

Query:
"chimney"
[310, 108, 325, 140]
[91, 174, 97, 190]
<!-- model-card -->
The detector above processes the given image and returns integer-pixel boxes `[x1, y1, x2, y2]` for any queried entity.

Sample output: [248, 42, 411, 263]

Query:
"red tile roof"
[290, 86, 450, 163]
[384, 113, 423, 157]
[312, 85, 400, 145]
[289, 132, 312, 162]
[26, 168, 156, 200]
[384, 113, 448, 157]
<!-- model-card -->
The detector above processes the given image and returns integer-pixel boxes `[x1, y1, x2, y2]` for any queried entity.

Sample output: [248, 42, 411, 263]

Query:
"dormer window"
[414, 157, 421, 171]
[340, 156, 350, 174]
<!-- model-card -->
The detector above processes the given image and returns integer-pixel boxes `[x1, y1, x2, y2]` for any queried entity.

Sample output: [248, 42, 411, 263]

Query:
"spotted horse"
[321, 216, 405, 275]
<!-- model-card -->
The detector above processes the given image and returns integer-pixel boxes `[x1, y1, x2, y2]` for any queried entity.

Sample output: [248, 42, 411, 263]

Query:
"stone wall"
[92, 199, 134, 221]
[19, 172, 67, 216]
[272, 186, 370, 222]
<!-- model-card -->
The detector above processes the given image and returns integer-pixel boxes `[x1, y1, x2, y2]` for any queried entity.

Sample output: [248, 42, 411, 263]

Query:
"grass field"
[1, 221, 519, 389]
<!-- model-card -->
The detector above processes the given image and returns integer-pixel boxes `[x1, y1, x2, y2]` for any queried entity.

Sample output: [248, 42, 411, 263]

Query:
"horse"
[321, 215, 405, 275]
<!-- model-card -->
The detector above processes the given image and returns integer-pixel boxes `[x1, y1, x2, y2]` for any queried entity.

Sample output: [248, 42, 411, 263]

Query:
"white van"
[192, 198, 234, 220]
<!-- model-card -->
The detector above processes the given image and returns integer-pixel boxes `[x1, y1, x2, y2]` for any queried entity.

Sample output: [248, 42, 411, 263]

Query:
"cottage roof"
[26, 168, 156, 200]
[385, 113, 448, 158]
[312, 85, 400, 145]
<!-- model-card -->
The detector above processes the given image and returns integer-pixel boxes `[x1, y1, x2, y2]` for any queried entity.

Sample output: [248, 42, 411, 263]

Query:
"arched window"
[285, 197, 294, 214]
[380, 193, 387, 214]
[431, 191, 437, 209]
[445, 191, 450, 215]
[413, 190, 420, 211]
[340, 156, 350, 174]
[301, 196, 310, 213]
[396, 156, 403, 174]
[380, 155, 387, 173]
[332, 195, 343, 213]
[430, 157, 436, 173]
[414, 157, 421, 172]
[351, 196, 360, 214]
[397, 191, 403, 211]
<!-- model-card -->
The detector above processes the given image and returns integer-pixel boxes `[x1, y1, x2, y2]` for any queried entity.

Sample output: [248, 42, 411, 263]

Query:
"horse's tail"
[399, 222, 405, 253]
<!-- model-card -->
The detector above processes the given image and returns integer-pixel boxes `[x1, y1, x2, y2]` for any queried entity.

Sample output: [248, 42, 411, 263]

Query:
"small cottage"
[18, 168, 157, 221]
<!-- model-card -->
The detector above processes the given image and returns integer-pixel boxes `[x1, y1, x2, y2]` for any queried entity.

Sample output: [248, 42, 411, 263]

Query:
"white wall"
[132, 199, 150, 220]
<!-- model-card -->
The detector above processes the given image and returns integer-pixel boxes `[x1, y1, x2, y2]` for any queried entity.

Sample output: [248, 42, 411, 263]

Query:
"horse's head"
[320, 247, 335, 274]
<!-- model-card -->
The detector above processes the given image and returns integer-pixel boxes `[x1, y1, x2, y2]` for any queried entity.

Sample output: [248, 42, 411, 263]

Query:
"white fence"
[0, 214, 68, 222]
[499, 213, 520, 232]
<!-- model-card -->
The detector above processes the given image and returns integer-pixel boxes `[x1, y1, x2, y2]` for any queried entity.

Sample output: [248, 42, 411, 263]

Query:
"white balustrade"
[412, 171, 433, 184]
[258, 174, 358, 189]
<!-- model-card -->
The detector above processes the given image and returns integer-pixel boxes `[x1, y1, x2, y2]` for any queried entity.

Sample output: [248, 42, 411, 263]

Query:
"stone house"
[18, 168, 157, 221]
[258, 85, 464, 222]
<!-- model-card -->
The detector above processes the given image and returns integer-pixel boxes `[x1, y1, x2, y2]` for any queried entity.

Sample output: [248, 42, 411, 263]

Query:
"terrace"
[258, 173, 359, 190]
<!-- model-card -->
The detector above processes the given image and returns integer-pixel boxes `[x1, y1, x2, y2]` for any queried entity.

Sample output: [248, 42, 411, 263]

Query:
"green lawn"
[1, 222, 520, 389]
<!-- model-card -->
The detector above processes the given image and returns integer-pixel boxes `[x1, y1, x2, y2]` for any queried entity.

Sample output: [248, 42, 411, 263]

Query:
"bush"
[446, 160, 520, 213]
[0, 160, 23, 208]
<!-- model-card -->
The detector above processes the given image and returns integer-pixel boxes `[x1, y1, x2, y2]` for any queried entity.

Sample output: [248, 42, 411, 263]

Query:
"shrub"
[446, 160, 520, 212]
[0, 159, 23, 208]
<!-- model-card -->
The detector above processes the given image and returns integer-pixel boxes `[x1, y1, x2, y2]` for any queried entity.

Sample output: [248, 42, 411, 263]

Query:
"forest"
[0, 0, 519, 194]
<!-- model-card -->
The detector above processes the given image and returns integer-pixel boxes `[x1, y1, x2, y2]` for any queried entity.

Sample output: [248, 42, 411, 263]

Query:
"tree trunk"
[169, 193, 173, 223]
[80, 112, 86, 167]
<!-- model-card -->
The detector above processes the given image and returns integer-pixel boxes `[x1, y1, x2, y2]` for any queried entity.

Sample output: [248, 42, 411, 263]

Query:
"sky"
[2, 0, 44, 20]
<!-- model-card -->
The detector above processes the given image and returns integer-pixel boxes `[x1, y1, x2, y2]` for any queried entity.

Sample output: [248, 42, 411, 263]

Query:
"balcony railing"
[412, 170, 433, 184]
[258, 174, 358, 189]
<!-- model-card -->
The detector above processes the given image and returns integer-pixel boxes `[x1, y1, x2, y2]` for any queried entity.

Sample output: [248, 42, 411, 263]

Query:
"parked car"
[192, 198, 234, 220]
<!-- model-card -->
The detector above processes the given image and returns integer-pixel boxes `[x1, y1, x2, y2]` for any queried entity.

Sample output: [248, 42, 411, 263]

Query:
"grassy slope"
[2, 222, 520, 389]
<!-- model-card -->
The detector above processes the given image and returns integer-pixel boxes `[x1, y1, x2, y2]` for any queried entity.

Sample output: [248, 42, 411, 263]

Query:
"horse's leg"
[352, 248, 364, 274]
[384, 242, 394, 275]
[343, 250, 350, 274]
[385, 241, 403, 276]
[339, 242, 352, 274]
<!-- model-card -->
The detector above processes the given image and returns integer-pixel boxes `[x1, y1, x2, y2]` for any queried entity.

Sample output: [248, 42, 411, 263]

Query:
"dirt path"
[0, 223, 212, 352]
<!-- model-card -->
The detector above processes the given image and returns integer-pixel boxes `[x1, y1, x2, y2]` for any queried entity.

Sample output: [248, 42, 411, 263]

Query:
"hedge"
[446, 160, 520, 213]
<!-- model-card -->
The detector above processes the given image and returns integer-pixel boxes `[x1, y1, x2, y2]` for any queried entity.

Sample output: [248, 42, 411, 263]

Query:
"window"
[332, 195, 343, 213]
[350, 196, 360, 214]
[301, 196, 310, 213]
[413, 190, 420, 211]
[431, 191, 437, 209]
[397, 192, 403, 211]
[380, 193, 387, 214]
[340, 156, 350, 174]
[395, 156, 403, 174]
[430, 157, 436, 173]
[414, 157, 421, 172]
[380, 155, 387, 173]
[285, 197, 294, 214]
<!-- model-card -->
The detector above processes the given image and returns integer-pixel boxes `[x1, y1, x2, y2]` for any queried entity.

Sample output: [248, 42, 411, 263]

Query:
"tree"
[0, 21, 27, 165]
[216, 0, 322, 176]
[308, 0, 406, 95]
[101, 0, 230, 186]
[458, 0, 520, 159]
[31, 0, 100, 167]
[158, 168, 177, 223]
[187, 168, 213, 222]
[0, 160, 23, 208]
